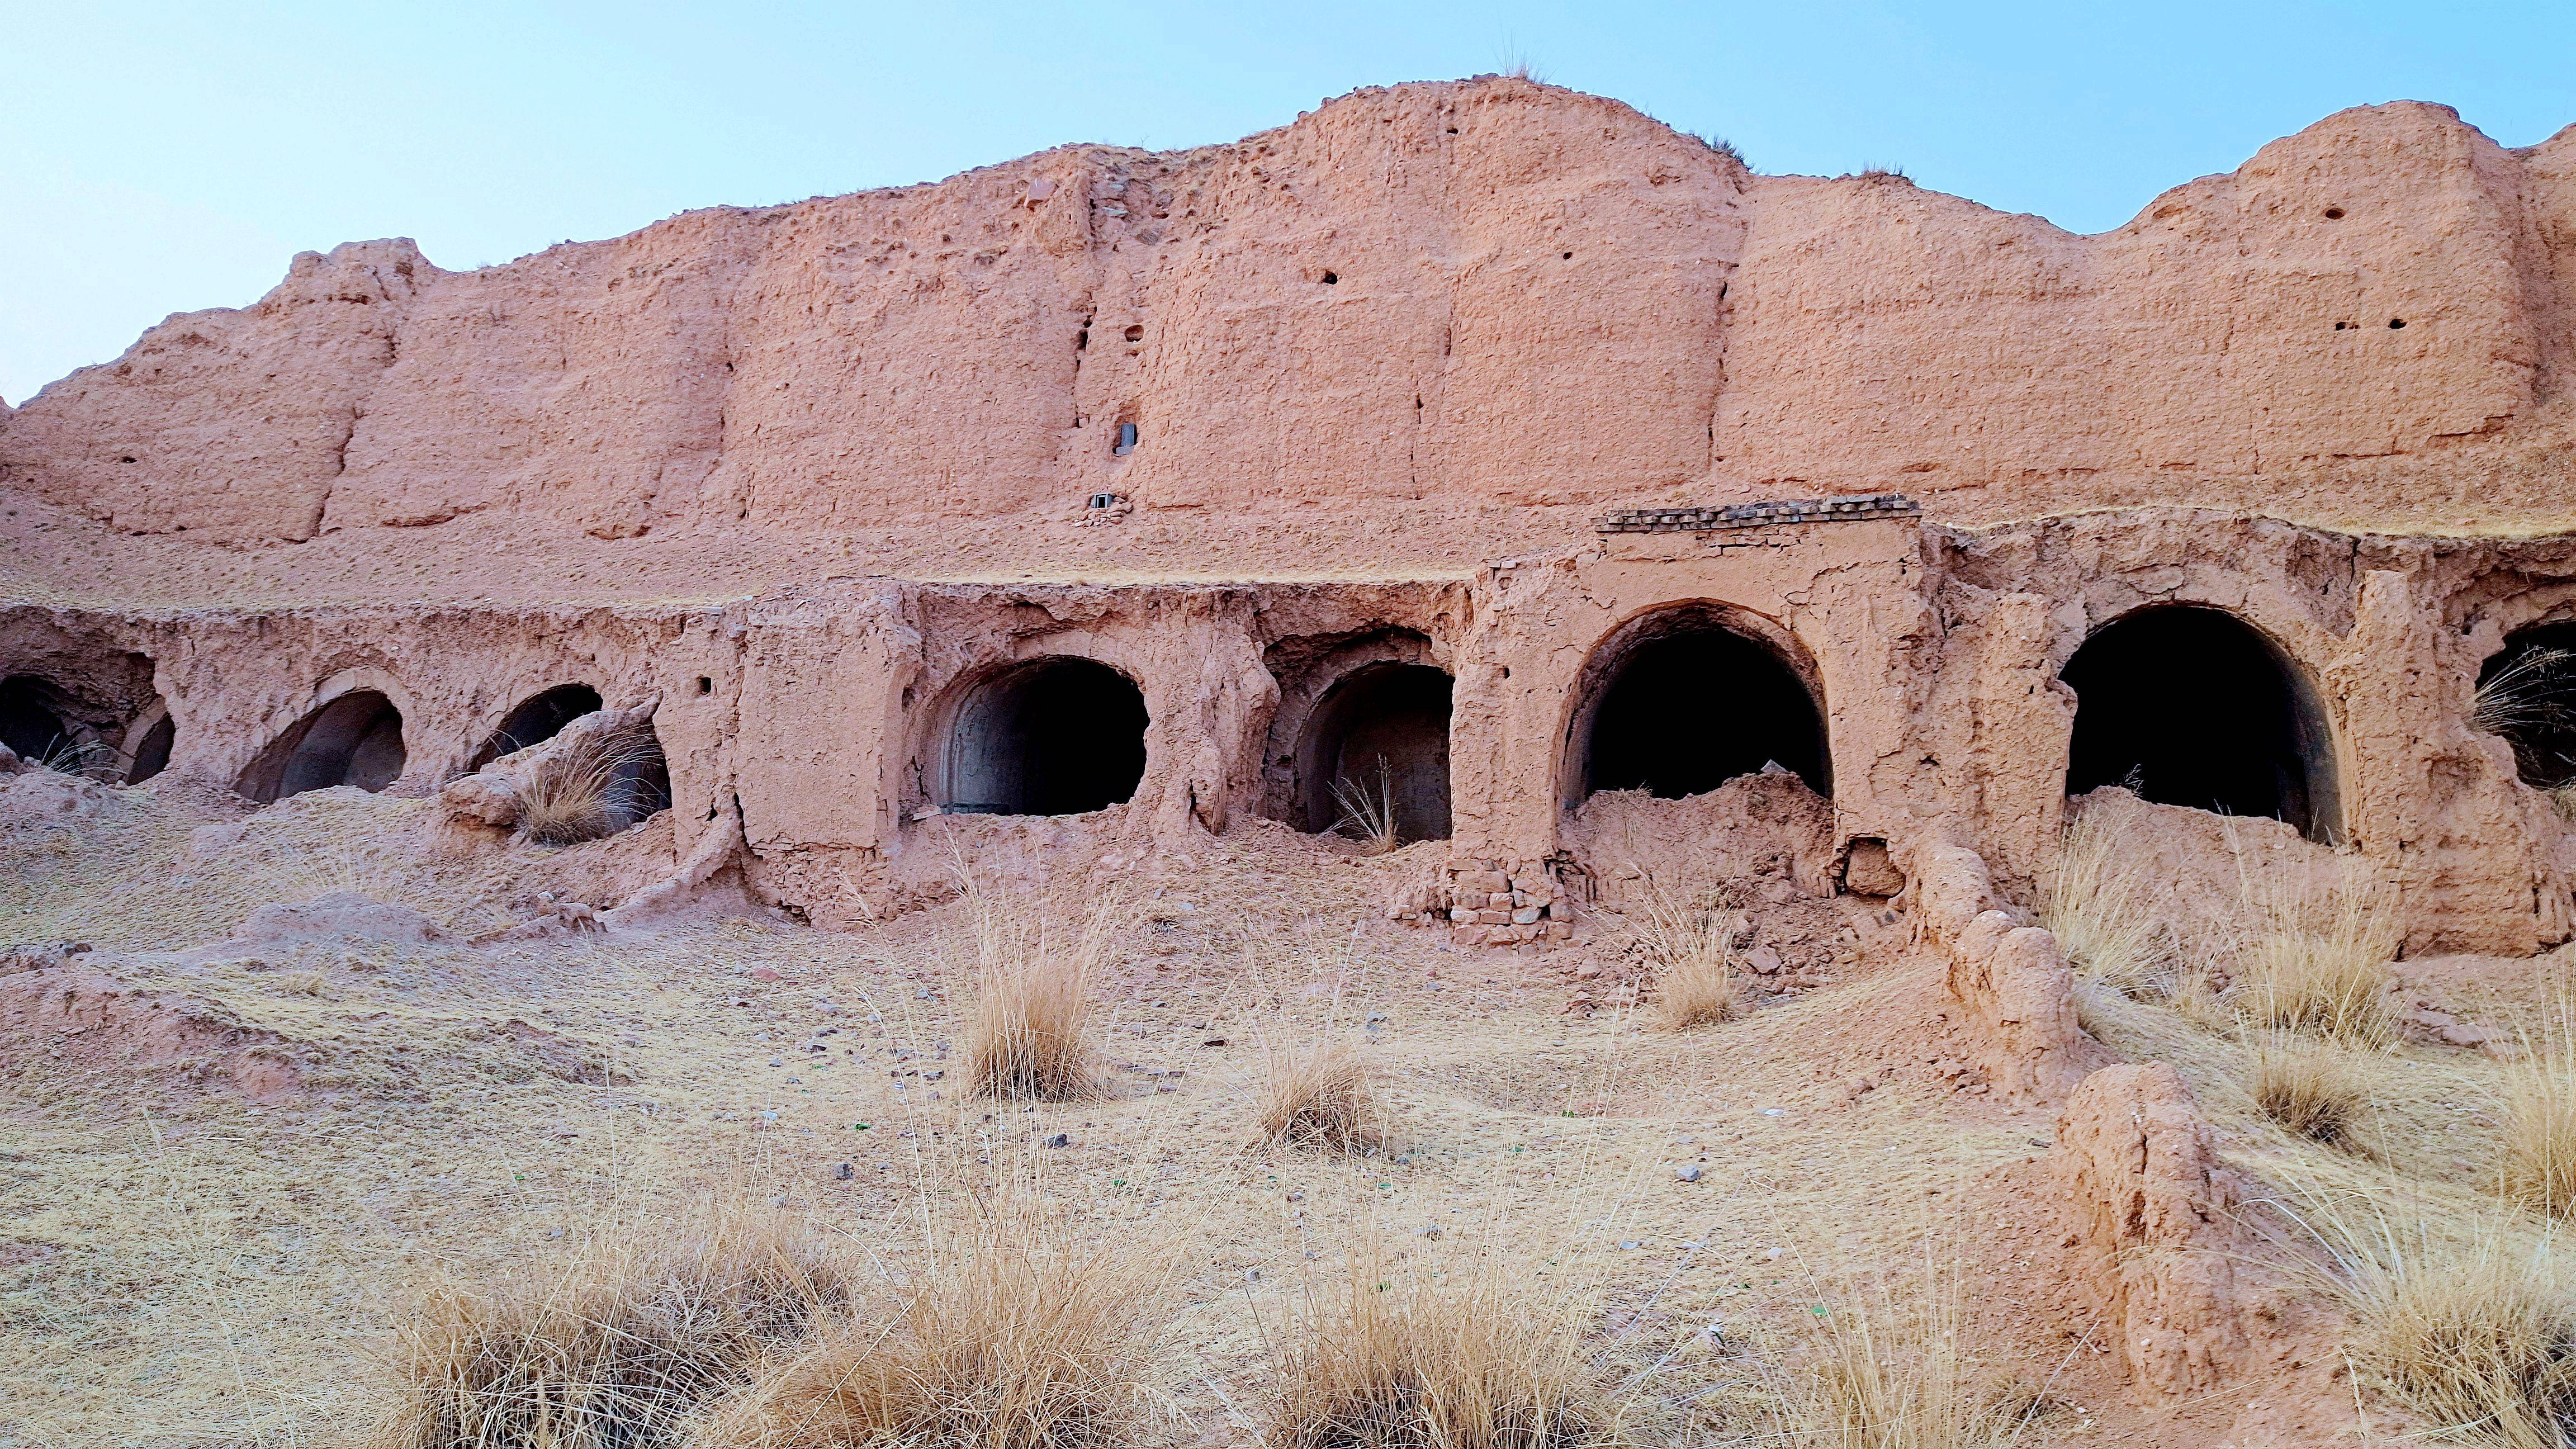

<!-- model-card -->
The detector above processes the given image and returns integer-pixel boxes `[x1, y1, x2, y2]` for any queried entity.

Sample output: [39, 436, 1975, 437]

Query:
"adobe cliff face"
[3, 76, 2576, 969]
[4, 78, 2572, 554]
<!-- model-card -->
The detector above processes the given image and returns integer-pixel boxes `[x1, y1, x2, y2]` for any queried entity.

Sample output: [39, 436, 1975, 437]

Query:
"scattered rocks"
[1385, 858, 1577, 947]
[1, 941, 89, 976]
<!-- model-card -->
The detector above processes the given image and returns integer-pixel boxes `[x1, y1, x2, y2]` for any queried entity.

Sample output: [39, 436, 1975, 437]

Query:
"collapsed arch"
[938, 657, 1148, 816]
[470, 684, 605, 770]
[1566, 604, 1830, 804]
[1291, 663, 1453, 843]
[238, 690, 408, 803]
[2062, 604, 2338, 840]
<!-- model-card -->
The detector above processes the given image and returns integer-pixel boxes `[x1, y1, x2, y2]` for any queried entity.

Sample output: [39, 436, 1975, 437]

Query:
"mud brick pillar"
[2328, 569, 2549, 954]
[1968, 591, 2075, 892]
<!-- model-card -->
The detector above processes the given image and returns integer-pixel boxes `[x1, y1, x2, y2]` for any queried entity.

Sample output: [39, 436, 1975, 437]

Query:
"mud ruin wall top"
[4, 77, 2575, 559]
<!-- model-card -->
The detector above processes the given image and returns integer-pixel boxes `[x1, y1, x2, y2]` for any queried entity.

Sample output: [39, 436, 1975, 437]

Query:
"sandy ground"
[0, 779, 2562, 1447]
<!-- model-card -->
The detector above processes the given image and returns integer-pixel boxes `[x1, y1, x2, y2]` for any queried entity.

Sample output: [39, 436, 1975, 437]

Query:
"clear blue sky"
[4, 1, 2569, 405]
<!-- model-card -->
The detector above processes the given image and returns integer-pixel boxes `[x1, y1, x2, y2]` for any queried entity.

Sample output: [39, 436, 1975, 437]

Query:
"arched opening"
[1292, 663, 1452, 843]
[238, 690, 408, 803]
[2473, 621, 2576, 790]
[940, 657, 1148, 816]
[468, 684, 604, 770]
[0, 675, 82, 768]
[2063, 605, 2338, 840]
[1569, 607, 1830, 803]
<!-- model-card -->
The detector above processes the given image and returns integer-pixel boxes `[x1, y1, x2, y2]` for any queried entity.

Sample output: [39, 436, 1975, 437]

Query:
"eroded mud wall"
[7, 83, 2573, 546]
[15, 509, 2576, 951]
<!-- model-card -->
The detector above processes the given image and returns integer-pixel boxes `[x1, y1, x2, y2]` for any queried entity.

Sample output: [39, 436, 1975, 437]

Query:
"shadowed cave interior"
[237, 690, 408, 803]
[1294, 662, 1453, 844]
[943, 657, 1149, 816]
[1579, 619, 1830, 801]
[2062, 604, 2337, 841]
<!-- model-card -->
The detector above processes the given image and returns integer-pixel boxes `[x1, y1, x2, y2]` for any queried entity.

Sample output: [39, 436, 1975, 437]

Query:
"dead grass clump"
[1777, 1251, 2037, 1449]
[2471, 647, 2576, 782]
[35, 735, 118, 782]
[373, 1213, 849, 1449]
[2168, 968, 2235, 1034]
[2248, 1034, 2370, 1145]
[1332, 757, 1401, 855]
[1261, 1035, 1386, 1153]
[2307, 1206, 2576, 1449]
[963, 886, 1114, 1101]
[1271, 1239, 1603, 1449]
[693, 1199, 1165, 1449]
[2504, 993, 2576, 1218]
[515, 724, 664, 847]
[1630, 875, 1746, 1030]
[2233, 859, 2400, 1048]
[2039, 806, 2165, 998]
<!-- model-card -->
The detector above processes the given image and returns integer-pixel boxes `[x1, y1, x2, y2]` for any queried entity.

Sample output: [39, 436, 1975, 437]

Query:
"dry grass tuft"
[693, 1196, 1166, 1449]
[2040, 806, 2166, 998]
[1630, 875, 1746, 1030]
[2233, 858, 2400, 1048]
[2248, 1034, 2370, 1145]
[2471, 646, 2576, 764]
[1331, 757, 1401, 855]
[515, 724, 665, 848]
[2168, 968, 2235, 1034]
[1270, 1237, 1603, 1449]
[2504, 991, 2576, 1218]
[372, 1212, 849, 1449]
[35, 735, 118, 781]
[1777, 1248, 2038, 1449]
[1260, 1035, 1386, 1154]
[2303, 1202, 2576, 1449]
[963, 884, 1115, 1101]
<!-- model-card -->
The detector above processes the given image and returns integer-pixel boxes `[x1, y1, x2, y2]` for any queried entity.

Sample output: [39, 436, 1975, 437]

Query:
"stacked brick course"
[1385, 859, 1575, 946]
[1595, 493, 1920, 533]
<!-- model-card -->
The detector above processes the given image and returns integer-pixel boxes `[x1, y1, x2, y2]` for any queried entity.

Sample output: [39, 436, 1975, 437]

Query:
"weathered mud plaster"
[1909, 835, 2095, 1101]
[1454, 518, 1930, 868]
[12, 83, 2576, 544]
[1943, 512, 2576, 954]
[13, 504, 2576, 950]
[2051, 1064, 2267, 1405]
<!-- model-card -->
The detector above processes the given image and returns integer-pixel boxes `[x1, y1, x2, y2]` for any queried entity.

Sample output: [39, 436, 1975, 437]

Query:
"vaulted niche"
[468, 683, 604, 770]
[237, 690, 408, 803]
[2062, 605, 2339, 841]
[2473, 621, 2576, 792]
[1292, 663, 1453, 844]
[0, 675, 82, 768]
[940, 658, 1148, 816]
[1569, 605, 1830, 802]
[0, 672, 171, 782]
